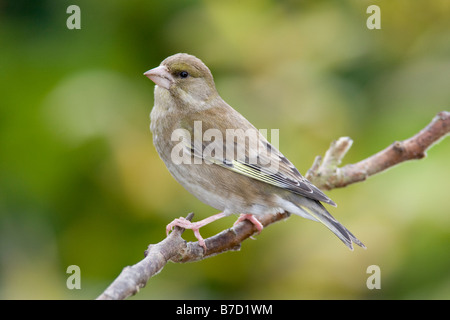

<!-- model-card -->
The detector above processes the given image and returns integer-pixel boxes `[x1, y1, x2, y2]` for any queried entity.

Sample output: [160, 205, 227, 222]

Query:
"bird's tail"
[288, 196, 365, 250]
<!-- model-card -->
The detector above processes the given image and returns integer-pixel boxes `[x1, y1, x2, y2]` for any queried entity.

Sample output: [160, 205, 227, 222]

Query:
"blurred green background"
[1, 0, 449, 300]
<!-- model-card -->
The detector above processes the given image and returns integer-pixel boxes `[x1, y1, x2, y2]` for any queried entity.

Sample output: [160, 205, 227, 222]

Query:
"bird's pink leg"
[166, 212, 227, 251]
[233, 214, 264, 233]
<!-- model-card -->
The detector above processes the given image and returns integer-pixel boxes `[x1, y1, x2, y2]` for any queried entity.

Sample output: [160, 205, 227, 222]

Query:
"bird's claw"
[166, 217, 207, 251]
[233, 214, 264, 234]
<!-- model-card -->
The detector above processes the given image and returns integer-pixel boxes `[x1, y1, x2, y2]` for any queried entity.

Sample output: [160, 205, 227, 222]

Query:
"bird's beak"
[143, 65, 174, 90]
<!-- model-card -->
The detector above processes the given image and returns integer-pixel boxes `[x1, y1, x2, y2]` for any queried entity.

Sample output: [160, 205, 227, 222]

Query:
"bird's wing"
[180, 117, 336, 207]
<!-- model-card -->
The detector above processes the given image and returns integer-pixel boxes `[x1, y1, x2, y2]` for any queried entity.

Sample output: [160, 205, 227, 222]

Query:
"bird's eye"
[179, 71, 189, 78]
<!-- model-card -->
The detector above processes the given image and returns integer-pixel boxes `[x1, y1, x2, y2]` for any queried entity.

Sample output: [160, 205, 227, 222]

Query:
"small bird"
[144, 53, 364, 251]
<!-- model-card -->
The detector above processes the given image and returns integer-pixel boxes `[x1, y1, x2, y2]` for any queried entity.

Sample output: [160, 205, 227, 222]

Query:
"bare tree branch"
[97, 213, 195, 300]
[306, 111, 450, 189]
[97, 111, 450, 300]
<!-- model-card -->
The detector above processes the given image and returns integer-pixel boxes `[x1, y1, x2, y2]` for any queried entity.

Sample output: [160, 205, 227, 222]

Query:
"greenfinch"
[144, 53, 364, 251]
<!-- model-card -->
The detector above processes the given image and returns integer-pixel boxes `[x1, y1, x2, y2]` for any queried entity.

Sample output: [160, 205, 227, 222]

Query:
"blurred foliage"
[0, 0, 449, 299]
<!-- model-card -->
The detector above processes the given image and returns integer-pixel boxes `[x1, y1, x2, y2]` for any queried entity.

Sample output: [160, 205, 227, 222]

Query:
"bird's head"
[144, 53, 218, 110]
